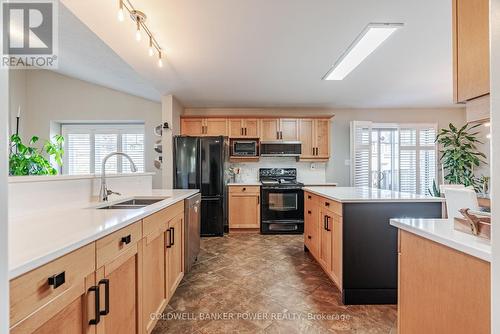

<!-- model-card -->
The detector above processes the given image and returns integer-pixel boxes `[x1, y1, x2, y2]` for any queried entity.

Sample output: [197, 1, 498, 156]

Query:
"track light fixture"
[118, 0, 164, 67]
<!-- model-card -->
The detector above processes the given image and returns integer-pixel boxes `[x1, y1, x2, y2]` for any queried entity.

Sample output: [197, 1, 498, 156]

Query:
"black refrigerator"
[173, 136, 226, 236]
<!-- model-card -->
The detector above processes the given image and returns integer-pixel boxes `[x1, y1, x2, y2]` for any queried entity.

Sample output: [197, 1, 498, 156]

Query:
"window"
[351, 121, 437, 195]
[62, 124, 145, 175]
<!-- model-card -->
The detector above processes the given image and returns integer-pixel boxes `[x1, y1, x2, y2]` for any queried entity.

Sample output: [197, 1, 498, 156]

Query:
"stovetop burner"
[259, 168, 303, 187]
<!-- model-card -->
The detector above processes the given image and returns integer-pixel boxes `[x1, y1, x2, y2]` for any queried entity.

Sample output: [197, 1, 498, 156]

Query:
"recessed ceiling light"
[323, 23, 404, 81]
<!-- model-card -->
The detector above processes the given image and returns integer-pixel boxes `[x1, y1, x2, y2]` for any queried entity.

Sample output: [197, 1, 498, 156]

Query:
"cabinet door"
[280, 119, 299, 140]
[331, 214, 342, 289]
[244, 119, 259, 138]
[455, 0, 489, 102]
[205, 118, 228, 136]
[228, 193, 260, 229]
[315, 119, 330, 158]
[319, 210, 332, 272]
[96, 245, 140, 334]
[299, 119, 315, 159]
[304, 201, 320, 257]
[228, 119, 244, 137]
[166, 214, 184, 298]
[260, 119, 279, 140]
[181, 118, 204, 136]
[142, 232, 167, 333]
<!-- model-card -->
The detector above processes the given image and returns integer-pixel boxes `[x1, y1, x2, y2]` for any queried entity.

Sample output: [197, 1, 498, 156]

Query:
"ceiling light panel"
[323, 23, 403, 81]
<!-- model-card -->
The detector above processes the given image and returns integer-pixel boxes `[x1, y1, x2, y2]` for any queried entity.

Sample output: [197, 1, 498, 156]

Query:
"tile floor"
[152, 234, 397, 334]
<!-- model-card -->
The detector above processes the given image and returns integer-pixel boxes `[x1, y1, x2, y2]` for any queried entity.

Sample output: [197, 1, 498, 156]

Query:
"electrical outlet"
[310, 163, 316, 170]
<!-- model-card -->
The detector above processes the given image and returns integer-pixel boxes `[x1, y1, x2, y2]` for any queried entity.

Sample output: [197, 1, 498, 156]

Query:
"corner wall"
[1, 69, 10, 333]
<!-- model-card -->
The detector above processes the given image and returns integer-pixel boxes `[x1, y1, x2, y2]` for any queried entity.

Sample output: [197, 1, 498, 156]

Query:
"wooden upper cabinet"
[299, 119, 315, 158]
[280, 119, 299, 140]
[453, 0, 490, 102]
[260, 119, 280, 140]
[244, 119, 259, 137]
[315, 119, 330, 158]
[228, 119, 259, 138]
[299, 118, 330, 160]
[181, 118, 227, 136]
[229, 119, 244, 137]
[204, 118, 227, 136]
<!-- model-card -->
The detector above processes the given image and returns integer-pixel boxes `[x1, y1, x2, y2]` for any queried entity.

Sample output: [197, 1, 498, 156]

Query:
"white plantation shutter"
[66, 133, 91, 175]
[62, 124, 145, 175]
[351, 122, 437, 194]
[350, 121, 372, 187]
[122, 133, 145, 173]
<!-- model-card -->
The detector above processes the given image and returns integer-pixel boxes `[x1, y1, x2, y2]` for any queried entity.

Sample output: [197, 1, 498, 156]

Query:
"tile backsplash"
[229, 157, 327, 184]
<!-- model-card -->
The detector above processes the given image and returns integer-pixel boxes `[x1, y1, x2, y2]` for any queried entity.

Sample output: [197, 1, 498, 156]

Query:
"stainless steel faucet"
[99, 152, 138, 202]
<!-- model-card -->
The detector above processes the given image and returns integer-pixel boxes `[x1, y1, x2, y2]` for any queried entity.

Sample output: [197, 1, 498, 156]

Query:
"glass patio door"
[371, 128, 399, 191]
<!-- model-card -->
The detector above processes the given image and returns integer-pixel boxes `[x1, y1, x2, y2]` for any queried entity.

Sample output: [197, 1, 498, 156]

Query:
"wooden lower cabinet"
[9, 202, 188, 334]
[96, 244, 141, 334]
[319, 209, 333, 272]
[303, 191, 343, 291]
[398, 230, 490, 334]
[228, 186, 260, 230]
[166, 213, 184, 297]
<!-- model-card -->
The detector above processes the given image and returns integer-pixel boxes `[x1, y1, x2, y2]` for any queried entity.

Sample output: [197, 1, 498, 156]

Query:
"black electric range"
[259, 168, 304, 234]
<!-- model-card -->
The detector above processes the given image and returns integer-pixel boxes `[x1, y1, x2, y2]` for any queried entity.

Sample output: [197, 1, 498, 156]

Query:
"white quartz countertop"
[303, 187, 445, 203]
[9, 189, 199, 279]
[227, 182, 262, 186]
[303, 183, 338, 187]
[390, 218, 491, 262]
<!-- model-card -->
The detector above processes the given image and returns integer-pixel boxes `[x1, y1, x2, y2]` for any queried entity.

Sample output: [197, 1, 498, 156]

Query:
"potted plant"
[435, 123, 486, 191]
[9, 134, 65, 176]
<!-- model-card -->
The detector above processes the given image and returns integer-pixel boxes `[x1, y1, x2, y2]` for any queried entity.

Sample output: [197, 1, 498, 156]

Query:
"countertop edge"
[9, 190, 199, 280]
[390, 219, 491, 262]
[303, 187, 445, 203]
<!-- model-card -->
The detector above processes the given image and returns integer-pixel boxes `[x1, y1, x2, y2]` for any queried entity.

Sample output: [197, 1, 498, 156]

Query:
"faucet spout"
[99, 152, 138, 202]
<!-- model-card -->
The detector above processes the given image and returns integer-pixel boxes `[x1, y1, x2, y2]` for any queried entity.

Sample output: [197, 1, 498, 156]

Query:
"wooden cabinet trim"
[96, 221, 141, 268]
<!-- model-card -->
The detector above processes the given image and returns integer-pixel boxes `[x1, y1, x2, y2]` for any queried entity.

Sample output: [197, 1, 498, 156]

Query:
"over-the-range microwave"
[231, 140, 258, 156]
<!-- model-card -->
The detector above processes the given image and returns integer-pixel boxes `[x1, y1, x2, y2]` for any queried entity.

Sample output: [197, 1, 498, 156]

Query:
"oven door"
[261, 187, 304, 222]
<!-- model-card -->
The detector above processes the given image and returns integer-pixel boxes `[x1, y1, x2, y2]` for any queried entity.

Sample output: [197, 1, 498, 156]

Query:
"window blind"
[62, 124, 145, 175]
[350, 122, 437, 195]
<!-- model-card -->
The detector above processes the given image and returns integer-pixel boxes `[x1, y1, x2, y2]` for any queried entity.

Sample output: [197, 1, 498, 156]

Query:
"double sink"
[96, 197, 168, 210]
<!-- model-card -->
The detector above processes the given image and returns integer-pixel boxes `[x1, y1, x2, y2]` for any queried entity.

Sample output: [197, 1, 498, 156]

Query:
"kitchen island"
[303, 187, 444, 305]
[391, 218, 490, 334]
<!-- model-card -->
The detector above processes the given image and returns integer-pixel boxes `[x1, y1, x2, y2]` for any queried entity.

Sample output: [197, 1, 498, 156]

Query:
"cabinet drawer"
[228, 186, 260, 194]
[10, 243, 95, 326]
[305, 192, 319, 204]
[143, 201, 184, 238]
[322, 198, 342, 216]
[96, 221, 141, 268]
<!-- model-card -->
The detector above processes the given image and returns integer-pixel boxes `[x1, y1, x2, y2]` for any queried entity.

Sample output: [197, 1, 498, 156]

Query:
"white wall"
[8, 70, 163, 187]
[161, 95, 184, 189]
[490, 0, 500, 332]
[184, 107, 467, 185]
[1, 69, 10, 333]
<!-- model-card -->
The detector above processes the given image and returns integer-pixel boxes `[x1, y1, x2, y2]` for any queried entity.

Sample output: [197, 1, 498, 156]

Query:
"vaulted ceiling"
[60, 0, 454, 108]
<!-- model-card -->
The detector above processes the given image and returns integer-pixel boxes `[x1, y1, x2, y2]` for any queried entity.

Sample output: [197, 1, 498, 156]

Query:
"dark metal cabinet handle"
[241, 128, 243, 135]
[88, 285, 100, 325]
[308, 235, 312, 239]
[245, 128, 248, 135]
[98, 279, 110, 316]
[325, 216, 331, 231]
[257, 196, 260, 205]
[323, 215, 327, 230]
[308, 195, 312, 199]
[121, 234, 131, 245]
[325, 202, 330, 207]
[307, 210, 312, 214]
[277, 131, 279, 139]
[170, 227, 175, 246]
[166, 228, 171, 248]
[48, 271, 65, 289]
[242, 187, 246, 191]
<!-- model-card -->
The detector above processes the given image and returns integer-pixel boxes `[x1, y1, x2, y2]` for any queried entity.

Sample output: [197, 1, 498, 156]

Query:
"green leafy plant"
[435, 123, 486, 191]
[9, 134, 64, 176]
